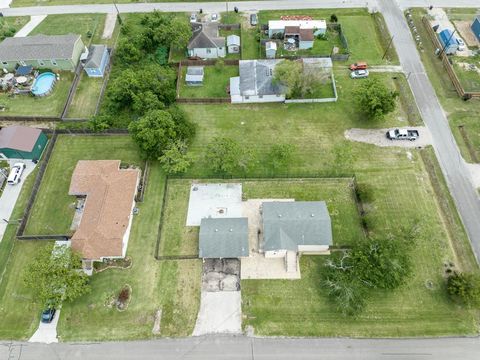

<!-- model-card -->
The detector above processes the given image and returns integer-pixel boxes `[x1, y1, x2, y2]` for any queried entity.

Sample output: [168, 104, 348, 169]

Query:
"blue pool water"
[31, 72, 56, 96]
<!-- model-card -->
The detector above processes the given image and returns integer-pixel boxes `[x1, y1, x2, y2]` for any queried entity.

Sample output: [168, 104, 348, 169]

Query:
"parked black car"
[41, 308, 56, 323]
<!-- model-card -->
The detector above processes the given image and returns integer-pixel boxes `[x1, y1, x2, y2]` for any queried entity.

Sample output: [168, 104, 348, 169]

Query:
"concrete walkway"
[368, 65, 404, 73]
[28, 309, 60, 344]
[0, 159, 36, 242]
[14, 15, 47, 37]
[192, 292, 242, 336]
[101, 12, 116, 40]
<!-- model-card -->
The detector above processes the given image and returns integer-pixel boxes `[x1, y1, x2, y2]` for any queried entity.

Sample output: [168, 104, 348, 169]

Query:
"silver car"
[350, 69, 369, 79]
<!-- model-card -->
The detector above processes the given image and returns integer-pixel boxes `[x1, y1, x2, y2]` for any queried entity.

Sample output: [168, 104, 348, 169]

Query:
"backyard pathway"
[14, 15, 46, 37]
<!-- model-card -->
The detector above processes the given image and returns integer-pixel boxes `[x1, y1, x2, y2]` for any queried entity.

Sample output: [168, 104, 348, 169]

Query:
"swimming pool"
[31, 72, 56, 97]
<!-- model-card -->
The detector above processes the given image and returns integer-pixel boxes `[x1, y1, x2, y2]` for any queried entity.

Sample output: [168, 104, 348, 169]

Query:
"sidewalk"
[14, 15, 47, 37]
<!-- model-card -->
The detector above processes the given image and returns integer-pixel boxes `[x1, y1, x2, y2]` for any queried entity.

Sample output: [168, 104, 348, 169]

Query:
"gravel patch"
[344, 127, 432, 148]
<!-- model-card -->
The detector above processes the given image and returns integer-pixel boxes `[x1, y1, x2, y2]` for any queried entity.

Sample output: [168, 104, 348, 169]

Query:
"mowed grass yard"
[0, 73, 73, 116]
[25, 135, 143, 235]
[66, 74, 104, 118]
[178, 65, 239, 98]
[159, 178, 363, 258]
[0, 16, 30, 37]
[410, 8, 480, 162]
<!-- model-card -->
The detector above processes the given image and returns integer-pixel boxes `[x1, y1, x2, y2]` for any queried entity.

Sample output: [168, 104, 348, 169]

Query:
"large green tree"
[139, 11, 192, 51]
[205, 137, 255, 175]
[354, 78, 398, 120]
[447, 272, 480, 306]
[128, 110, 178, 159]
[159, 140, 191, 174]
[23, 244, 90, 309]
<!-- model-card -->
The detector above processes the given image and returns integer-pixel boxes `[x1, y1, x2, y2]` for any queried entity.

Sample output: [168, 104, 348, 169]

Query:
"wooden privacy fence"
[422, 16, 480, 100]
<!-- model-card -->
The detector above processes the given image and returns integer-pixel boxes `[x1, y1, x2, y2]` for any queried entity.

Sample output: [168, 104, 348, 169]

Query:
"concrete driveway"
[0, 159, 36, 242]
[28, 310, 60, 344]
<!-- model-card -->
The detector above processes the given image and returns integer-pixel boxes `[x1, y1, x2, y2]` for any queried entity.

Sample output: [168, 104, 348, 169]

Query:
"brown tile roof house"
[69, 160, 140, 261]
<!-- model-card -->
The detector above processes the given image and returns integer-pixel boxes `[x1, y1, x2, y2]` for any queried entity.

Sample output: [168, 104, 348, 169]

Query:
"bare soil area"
[454, 21, 480, 47]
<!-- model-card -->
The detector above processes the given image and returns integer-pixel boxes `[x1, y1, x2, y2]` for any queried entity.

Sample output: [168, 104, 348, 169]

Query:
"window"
[38, 60, 45, 66]
[206, 49, 212, 54]
[1, 61, 8, 66]
[51, 59, 58, 66]
[245, 96, 250, 100]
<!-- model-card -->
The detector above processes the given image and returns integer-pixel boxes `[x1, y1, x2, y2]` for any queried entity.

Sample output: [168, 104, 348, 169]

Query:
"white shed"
[227, 35, 241, 54]
[185, 66, 204, 86]
[265, 41, 277, 59]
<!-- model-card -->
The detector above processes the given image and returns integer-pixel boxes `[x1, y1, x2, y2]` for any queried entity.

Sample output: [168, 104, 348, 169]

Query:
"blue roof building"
[84, 45, 110, 78]
[471, 16, 480, 42]
[438, 29, 458, 55]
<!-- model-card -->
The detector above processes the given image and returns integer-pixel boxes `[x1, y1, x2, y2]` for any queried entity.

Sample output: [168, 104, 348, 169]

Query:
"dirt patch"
[94, 256, 132, 273]
[202, 259, 240, 292]
[454, 20, 480, 47]
[344, 127, 432, 148]
[152, 309, 162, 335]
[116, 284, 132, 311]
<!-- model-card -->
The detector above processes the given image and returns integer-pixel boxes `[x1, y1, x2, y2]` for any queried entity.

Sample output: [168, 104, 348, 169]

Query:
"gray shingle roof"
[239, 59, 285, 96]
[85, 45, 107, 69]
[199, 218, 249, 258]
[0, 34, 82, 62]
[262, 201, 332, 251]
[188, 22, 225, 50]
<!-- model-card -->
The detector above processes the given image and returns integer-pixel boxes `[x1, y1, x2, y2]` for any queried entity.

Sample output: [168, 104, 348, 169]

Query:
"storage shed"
[265, 41, 277, 59]
[438, 29, 458, 55]
[227, 35, 240, 54]
[185, 66, 204, 86]
[0, 126, 47, 160]
[471, 15, 480, 42]
[84, 45, 110, 78]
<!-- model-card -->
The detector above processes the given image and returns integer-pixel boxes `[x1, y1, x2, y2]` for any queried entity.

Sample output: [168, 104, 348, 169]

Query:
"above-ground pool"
[31, 72, 56, 97]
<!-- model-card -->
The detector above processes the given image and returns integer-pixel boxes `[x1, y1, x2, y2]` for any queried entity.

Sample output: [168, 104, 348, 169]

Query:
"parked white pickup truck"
[386, 128, 419, 141]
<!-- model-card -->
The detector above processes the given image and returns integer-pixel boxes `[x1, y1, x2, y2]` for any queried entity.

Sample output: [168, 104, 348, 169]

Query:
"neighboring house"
[185, 66, 204, 86]
[199, 218, 249, 258]
[0, 126, 47, 160]
[83, 44, 109, 78]
[69, 160, 140, 274]
[438, 29, 458, 54]
[0, 34, 86, 72]
[265, 41, 277, 58]
[471, 15, 480, 42]
[284, 26, 315, 49]
[230, 59, 286, 104]
[262, 201, 332, 273]
[268, 19, 326, 38]
[227, 34, 240, 54]
[187, 22, 226, 59]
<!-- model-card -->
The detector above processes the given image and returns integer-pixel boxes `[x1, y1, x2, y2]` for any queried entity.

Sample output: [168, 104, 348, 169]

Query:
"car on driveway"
[7, 162, 26, 185]
[386, 128, 419, 141]
[456, 37, 466, 51]
[350, 69, 369, 79]
[41, 308, 56, 324]
[349, 62, 368, 71]
[211, 13, 218, 22]
[190, 13, 197, 23]
[250, 14, 258, 26]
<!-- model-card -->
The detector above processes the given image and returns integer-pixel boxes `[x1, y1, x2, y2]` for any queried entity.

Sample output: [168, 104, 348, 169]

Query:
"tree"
[354, 78, 398, 120]
[330, 14, 338, 23]
[269, 143, 296, 170]
[139, 11, 192, 51]
[166, 105, 196, 143]
[447, 272, 480, 306]
[89, 114, 113, 132]
[159, 140, 191, 174]
[132, 90, 165, 115]
[128, 110, 178, 159]
[115, 38, 143, 65]
[23, 244, 90, 309]
[205, 137, 255, 175]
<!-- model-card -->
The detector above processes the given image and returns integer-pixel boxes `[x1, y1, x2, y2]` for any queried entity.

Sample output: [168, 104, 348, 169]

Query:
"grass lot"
[241, 26, 259, 60]
[24, 136, 143, 235]
[257, 9, 396, 64]
[66, 73, 103, 118]
[452, 58, 480, 93]
[0, 73, 73, 116]
[0, 16, 30, 39]
[30, 13, 109, 46]
[178, 65, 238, 98]
[410, 8, 480, 162]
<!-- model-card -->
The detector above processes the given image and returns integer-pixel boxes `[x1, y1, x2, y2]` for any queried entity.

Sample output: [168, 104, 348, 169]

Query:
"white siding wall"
[232, 94, 285, 104]
[298, 245, 330, 253]
[299, 40, 314, 50]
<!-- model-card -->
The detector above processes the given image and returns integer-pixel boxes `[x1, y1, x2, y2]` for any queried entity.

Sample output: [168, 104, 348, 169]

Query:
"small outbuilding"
[438, 29, 458, 54]
[185, 66, 204, 86]
[84, 45, 110, 78]
[265, 41, 277, 59]
[471, 15, 480, 42]
[0, 126, 47, 160]
[199, 217, 249, 258]
[227, 34, 241, 54]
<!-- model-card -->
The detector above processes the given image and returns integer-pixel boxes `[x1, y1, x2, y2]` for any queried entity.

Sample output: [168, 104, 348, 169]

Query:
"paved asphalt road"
[2, 336, 480, 359]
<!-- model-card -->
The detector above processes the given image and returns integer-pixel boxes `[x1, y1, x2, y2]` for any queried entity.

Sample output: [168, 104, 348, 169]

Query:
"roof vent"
[215, 229, 218, 232]
[311, 213, 315, 217]
[229, 228, 233, 232]
[278, 214, 282, 218]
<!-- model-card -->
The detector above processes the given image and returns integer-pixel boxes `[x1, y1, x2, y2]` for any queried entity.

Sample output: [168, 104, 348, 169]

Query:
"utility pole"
[382, 35, 394, 60]
[113, 0, 122, 25]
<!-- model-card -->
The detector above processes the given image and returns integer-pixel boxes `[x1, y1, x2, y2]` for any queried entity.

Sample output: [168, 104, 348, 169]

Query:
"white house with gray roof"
[230, 59, 286, 104]
[262, 201, 332, 258]
[0, 34, 85, 72]
[187, 22, 225, 59]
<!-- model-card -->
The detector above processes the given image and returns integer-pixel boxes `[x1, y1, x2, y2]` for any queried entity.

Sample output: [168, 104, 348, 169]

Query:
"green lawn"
[24, 135, 143, 235]
[409, 8, 480, 162]
[178, 65, 238, 98]
[452, 58, 480, 93]
[0, 73, 73, 116]
[66, 73, 104, 119]
[0, 16, 30, 39]
[30, 13, 109, 46]
[241, 26, 260, 60]
[258, 8, 394, 64]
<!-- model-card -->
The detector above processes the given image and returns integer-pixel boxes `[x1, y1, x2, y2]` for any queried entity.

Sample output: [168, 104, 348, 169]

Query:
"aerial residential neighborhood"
[0, 0, 480, 359]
